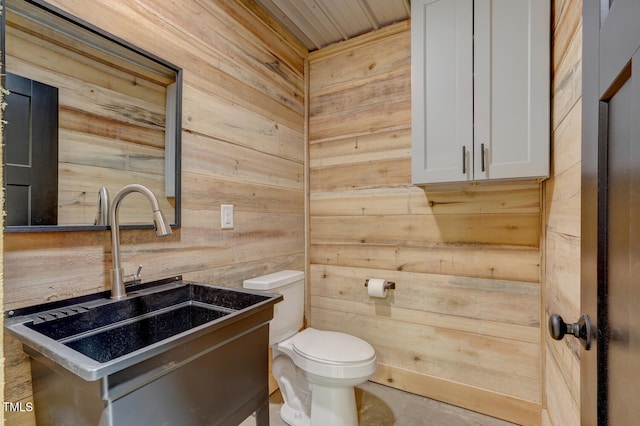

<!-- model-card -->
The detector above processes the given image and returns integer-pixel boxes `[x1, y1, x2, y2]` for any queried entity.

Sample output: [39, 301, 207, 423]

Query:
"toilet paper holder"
[364, 279, 396, 290]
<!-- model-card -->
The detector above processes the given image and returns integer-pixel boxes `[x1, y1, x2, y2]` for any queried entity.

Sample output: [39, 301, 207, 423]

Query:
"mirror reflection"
[2, 0, 181, 231]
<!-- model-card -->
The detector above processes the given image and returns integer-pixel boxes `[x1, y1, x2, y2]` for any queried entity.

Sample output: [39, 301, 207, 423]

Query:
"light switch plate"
[221, 204, 234, 229]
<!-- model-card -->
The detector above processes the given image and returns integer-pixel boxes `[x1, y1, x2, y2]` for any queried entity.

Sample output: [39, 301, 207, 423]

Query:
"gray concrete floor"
[241, 381, 516, 425]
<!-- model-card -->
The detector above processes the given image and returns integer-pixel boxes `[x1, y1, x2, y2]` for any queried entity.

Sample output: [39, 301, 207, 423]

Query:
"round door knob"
[549, 313, 593, 350]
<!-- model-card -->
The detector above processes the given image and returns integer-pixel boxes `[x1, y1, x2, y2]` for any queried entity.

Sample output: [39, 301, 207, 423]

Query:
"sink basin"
[63, 304, 227, 363]
[24, 282, 268, 363]
[5, 276, 282, 380]
[5, 276, 282, 425]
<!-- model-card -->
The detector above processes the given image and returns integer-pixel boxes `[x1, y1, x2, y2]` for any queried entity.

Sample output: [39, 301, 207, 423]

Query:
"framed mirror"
[1, 0, 182, 232]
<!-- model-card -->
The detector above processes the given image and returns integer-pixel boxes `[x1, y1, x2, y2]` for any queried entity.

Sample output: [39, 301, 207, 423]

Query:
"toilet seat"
[292, 328, 375, 364]
[277, 328, 376, 380]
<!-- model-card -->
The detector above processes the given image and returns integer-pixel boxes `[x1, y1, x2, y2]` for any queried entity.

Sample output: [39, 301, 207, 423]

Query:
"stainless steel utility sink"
[22, 281, 268, 364]
[6, 276, 280, 380]
[5, 276, 282, 425]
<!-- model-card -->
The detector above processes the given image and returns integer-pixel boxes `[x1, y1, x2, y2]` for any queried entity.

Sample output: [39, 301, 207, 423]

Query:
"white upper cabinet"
[411, 0, 550, 184]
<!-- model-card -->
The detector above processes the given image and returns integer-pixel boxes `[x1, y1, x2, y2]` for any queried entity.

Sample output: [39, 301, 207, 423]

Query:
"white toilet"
[243, 270, 377, 426]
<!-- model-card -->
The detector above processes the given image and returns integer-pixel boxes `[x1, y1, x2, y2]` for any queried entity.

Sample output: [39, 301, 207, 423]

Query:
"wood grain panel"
[552, 0, 582, 76]
[182, 84, 303, 162]
[181, 173, 303, 214]
[312, 295, 538, 343]
[309, 128, 411, 168]
[181, 253, 305, 288]
[0, 25, 3, 419]
[311, 214, 540, 247]
[543, 1, 582, 425]
[311, 157, 410, 191]
[59, 127, 164, 170]
[544, 339, 580, 426]
[309, 29, 410, 95]
[4, 335, 33, 403]
[311, 265, 540, 330]
[311, 185, 540, 216]
[544, 163, 581, 238]
[551, 19, 582, 132]
[181, 131, 303, 190]
[311, 308, 540, 402]
[309, 98, 411, 142]
[44, 0, 304, 113]
[310, 243, 541, 283]
[551, 100, 581, 176]
[545, 232, 581, 322]
[6, 20, 170, 94]
[60, 108, 164, 149]
[136, 0, 304, 97]
[310, 69, 410, 117]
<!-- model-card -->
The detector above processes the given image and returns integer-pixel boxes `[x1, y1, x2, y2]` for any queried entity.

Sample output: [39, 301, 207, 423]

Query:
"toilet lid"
[292, 328, 375, 364]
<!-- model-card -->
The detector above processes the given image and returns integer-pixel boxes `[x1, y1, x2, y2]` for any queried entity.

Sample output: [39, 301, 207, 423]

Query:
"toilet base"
[309, 383, 358, 426]
[280, 402, 310, 426]
[279, 384, 359, 426]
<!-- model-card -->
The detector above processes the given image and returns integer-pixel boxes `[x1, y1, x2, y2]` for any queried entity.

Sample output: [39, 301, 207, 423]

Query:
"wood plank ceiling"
[253, 0, 411, 51]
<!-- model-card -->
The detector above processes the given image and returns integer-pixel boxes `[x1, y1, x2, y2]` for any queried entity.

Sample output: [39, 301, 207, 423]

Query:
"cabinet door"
[411, 0, 473, 184]
[473, 0, 549, 180]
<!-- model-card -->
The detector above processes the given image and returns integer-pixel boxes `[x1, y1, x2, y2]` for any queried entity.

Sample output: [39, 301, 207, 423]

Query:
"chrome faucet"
[94, 187, 110, 226]
[110, 184, 172, 299]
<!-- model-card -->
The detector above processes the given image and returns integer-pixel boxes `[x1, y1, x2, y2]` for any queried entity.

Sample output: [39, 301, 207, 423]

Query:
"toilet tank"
[243, 270, 304, 345]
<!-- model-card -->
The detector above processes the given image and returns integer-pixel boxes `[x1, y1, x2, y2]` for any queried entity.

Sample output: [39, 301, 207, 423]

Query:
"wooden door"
[581, 0, 640, 424]
[4, 73, 59, 226]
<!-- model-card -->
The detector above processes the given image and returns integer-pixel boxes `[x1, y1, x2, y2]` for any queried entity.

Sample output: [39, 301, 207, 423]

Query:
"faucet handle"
[125, 265, 143, 286]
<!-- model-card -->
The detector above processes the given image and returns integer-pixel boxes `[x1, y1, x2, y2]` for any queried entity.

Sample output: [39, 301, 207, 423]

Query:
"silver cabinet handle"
[481, 143, 486, 172]
[462, 146, 467, 174]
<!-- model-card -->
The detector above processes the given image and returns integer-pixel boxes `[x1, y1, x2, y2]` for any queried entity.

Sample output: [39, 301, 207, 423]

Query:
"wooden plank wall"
[1, 37, 5, 424]
[543, 1, 582, 425]
[6, 10, 174, 225]
[2, 1, 306, 424]
[308, 22, 543, 424]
